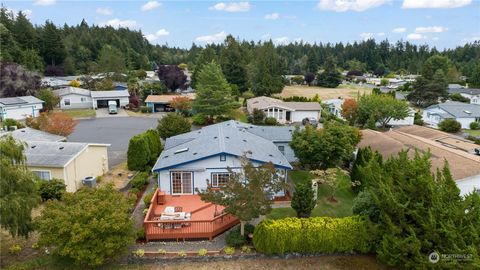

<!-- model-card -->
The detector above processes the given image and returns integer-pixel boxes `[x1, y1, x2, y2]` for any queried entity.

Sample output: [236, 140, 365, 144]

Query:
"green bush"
[215, 115, 233, 123]
[131, 172, 149, 190]
[291, 182, 315, 218]
[253, 216, 377, 255]
[144, 129, 163, 165]
[264, 117, 277, 126]
[3, 118, 24, 129]
[198, 248, 208, 256]
[226, 224, 255, 247]
[223, 246, 235, 255]
[9, 244, 22, 255]
[192, 114, 207, 126]
[139, 106, 152, 113]
[136, 228, 145, 240]
[143, 189, 155, 207]
[352, 191, 380, 222]
[251, 109, 265, 124]
[470, 122, 479, 130]
[38, 179, 66, 201]
[156, 113, 191, 139]
[438, 118, 461, 133]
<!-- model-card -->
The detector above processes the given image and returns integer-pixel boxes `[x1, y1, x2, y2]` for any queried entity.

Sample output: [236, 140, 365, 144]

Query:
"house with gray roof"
[153, 120, 293, 196]
[247, 96, 321, 124]
[448, 88, 480, 105]
[53, 87, 93, 109]
[1, 127, 66, 142]
[423, 101, 480, 129]
[91, 90, 129, 109]
[0, 96, 43, 121]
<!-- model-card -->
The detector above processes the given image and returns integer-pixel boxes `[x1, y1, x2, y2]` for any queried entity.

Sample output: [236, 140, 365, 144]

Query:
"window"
[81, 97, 86, 102]
[171, 172, 192, 194]
[33, 170, 51, 181]
[220, 154, 226, 162]
[211, 173, 230, 187]
[278, 145, 285, 155]
[64, 99, 71, 106]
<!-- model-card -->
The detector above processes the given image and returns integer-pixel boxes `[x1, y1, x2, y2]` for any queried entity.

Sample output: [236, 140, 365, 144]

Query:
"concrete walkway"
[131, 176, 157, 229]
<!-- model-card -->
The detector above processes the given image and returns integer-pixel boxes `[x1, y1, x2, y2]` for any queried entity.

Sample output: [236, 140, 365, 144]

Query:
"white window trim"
[211, 172, 231, 188]
[170, 171, 193, 195]
[32, 170, 52, 181]
[64, 98, 71, 106]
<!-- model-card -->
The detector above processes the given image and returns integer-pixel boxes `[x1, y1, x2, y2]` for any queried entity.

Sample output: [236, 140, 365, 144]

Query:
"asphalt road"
[68, 117, 159, 168]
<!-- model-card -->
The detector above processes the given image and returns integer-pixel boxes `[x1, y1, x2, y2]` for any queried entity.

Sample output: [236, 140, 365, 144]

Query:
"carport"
[91, 90, 130, 109]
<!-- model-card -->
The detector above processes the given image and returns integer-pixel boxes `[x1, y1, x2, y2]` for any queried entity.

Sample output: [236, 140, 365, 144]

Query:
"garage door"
[96, 99, 120, 108]
[4, 107, 33, 120]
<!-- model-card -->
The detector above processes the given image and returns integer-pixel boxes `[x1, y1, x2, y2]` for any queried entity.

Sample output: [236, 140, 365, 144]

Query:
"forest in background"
[1, 6, 479, 81]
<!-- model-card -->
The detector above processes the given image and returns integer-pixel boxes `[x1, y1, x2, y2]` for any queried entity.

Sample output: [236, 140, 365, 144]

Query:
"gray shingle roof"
[426, 101, 480, 118]
[24, 141, 88, 167]
[90, 90, 129, 98]
[0, 96, 43, 106]
[4, 128, 66, 142]
[247, 96, 321, 112]
[154, 120, 293, 171]
[53, 87, 91, 97]
[448, 88, 480, 96]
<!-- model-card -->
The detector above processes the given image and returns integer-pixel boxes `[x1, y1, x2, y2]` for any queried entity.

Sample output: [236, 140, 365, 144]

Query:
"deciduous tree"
[357, 94, 410, 128]
[156, 113, 191, 139]
[170, 96, 192, 116]
[36, 89, 60, 111]
[0, 61, 41, 97]
[340, 98, 358, 125]
[28, 112, 77, 136]
[157, 65, 187, 91]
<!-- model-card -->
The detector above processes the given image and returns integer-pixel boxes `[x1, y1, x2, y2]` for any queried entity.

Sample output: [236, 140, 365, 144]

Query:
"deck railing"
[143, 189, 239, 241]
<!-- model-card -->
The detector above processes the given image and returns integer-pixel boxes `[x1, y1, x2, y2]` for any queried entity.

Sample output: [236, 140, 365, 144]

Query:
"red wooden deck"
[144, 189, 239, 241]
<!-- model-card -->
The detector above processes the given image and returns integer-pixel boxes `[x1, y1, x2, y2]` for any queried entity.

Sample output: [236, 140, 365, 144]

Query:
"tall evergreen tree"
[220, 35, 248, 92]
[191, 46, 217, 88]
[13, 11, 36, 50]
[39, 21, 65, 66]
[97, 45, 126, 73]
[192, 61, 238, 120]
[316, 56, 342, 88]
[250, 41, 284, 96]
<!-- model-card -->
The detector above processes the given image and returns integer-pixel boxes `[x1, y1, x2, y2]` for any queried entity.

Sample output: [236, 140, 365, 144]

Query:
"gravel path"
[131, 176, 157, 229]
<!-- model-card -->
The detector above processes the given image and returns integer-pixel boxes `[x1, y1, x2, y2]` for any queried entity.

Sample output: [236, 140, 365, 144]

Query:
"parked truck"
[108, 101, 118, 114]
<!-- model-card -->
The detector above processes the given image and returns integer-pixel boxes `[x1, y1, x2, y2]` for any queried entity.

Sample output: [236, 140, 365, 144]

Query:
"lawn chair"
[174, 206, 183, 212]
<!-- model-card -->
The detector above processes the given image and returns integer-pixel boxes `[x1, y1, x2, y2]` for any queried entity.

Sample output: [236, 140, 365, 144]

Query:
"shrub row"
[127, 129, 162, 171]
[253, 216, 377, 255]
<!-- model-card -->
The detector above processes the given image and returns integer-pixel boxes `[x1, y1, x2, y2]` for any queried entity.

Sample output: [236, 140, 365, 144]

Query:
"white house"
[0, 96, 43, 121]
[53, 87, 92, 109]
[91, 90, 129, 109]
[423, 101, 480, 129]
[247, 96, 322, 124]
[449, 88, 480, 105]
[152, 121, 293, 197]
[324, 98, 415, 126]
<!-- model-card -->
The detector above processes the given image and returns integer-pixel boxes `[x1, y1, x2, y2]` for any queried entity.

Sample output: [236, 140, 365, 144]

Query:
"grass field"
[464, 129, 480, 137]
[277, 85, 371, 100]
[268, 170, 355, 219]
[61, 109, 96, 118]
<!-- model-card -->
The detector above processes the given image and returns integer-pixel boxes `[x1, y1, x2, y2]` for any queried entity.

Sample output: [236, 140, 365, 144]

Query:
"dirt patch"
[277, 85, 371, 100]
[99, 162, 135, 190]
[139, 255, 387, 270]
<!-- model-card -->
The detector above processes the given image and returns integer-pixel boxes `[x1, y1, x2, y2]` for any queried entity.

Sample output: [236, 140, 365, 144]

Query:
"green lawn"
[61, 109, 96, 118]
[464, 129, 480, 136]
[268, 170, 355, 219]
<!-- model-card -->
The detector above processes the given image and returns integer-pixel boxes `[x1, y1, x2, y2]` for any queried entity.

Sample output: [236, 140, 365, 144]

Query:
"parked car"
[302, 117, 318, 127]
[108, 101, 118, 114]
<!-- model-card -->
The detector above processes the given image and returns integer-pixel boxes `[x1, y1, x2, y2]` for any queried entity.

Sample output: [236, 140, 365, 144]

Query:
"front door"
[171, 172, 193, 194]
[286, 111, 291, 121]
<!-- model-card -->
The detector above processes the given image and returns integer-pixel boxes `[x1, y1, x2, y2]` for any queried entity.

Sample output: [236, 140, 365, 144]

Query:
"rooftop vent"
[174, 148, 189, 154]
[59, 146, 64, 150]
[163, 155, 169, 159]
[226, 136, 230, 139]
[214, 136, 218, 139]
[31, 145, 36, 149]
[242, 139, 247, 142]
[193, 152, 197, 155]
[464, 110, 472, 114]
[268, 154, 273, 157]
[21, 130, 25, 133]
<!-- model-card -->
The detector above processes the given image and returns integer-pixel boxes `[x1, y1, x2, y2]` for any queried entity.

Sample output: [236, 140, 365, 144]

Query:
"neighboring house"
[91, 90, 129, 109]
[145, 94, 196, 112]
[0, 96, 43, 121]
[423, 101, 480, 129]
[359, 128, 480, 196]
[324, 98, 415, 126]
[53, 87, 92, 109]
[1, 127, 66, 142]
[41, 77, 71, 89]
[24, 141, 109, 192]
[247, 96, 322, 124]
[152, 120, 293, 196]
[448, 88, 480, 105]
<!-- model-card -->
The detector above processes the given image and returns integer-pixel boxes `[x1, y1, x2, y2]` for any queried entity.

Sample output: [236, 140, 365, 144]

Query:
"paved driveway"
[68, 117, 158, 168]
[95, 108, 129, 118]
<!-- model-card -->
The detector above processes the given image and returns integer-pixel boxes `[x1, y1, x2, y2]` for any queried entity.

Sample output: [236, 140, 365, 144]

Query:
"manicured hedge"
[127, 129, 162, 171]
[253, 216, 377, 255]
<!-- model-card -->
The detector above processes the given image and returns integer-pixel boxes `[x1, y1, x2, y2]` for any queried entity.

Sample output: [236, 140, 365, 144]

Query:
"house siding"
[455, 174, 480, 196]
[0, 103, 43, 120]
[273, 142, 297, 163]
[59, 94, 92, 109]
[291, 111, 319, 122]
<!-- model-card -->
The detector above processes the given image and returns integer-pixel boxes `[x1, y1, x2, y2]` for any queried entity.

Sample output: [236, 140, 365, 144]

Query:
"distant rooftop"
[0, 96, 43, 106]
[53, 86, 91, 97]
[247, 96, 321, 112]
[24, 141, 89, 168]
[425, 101, 480, 118]
[1, 128, 66, 142]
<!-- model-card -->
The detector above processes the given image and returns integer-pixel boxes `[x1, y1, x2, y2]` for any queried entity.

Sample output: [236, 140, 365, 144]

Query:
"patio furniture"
[164, 206, 175, 214]
[174, 206, 183, 212]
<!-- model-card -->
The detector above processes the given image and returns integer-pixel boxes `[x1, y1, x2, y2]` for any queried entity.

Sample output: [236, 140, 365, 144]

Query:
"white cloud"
[377, 32, 385, 36]
[265, 13, 280, 20]
[34, 0, 56, 6]
[462, 36, 480, 43]
[141, 1, 161, 11]
[360, 32, 374, 40]
[209, 2, 251, 12]
[415, 26, 446, 33]
[273, 36, 289, 45]
[195, 31, 228, 44]
[317, 0, 389, 12]
[392, 27, 406, 33]
[407, 33, 425, 40]
[145, 34, 157, 42]
[261, 33, 271, 40]
[402, 0, 471, 9]
[6, 8, 32, 18]
[145, 29, 169, 42]
[96, 8, 113, 15]
[432, 37, 439, 41]
[100, 18, 138, 29]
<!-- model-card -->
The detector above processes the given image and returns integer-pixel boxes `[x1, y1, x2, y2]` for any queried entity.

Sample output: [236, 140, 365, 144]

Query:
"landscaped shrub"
[291, 182, 315, 218]
[38, 179, 66, 201]
[470, 122, 479, 130]
[214, 115, 233, 123]
[438, 118, 462, 133]
[264, 117, 278, 126]
[223, 247, 235, 255]
[131, 172, 149, 190]
[251, 108, 265, 124]
[3, 118, 24, 129]
[192, 114, 207, 126]
[241, 245, 251, 254]
[253, 216, 377, 255]
[144, 129, 163, 165]
[134, 249, 145, 257]
[156, 113, 191, 139]
[139, 106, 152, 113]
[198, 248, 208, 256]
[226, 224, 255, 247]
[143, 189, 155, 207]
[352, 191, 380, 222]
[9, 244, 22, 255]
[136, 228, 145, 240]
[178, 250, 187, 257]
[127, 134, 151, 171]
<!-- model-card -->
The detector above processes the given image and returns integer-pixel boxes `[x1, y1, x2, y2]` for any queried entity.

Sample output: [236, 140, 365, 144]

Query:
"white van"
[108, 101, 118, 114]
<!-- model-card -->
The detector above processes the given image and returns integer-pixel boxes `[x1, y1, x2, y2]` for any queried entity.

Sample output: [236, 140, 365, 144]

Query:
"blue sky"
[3, 0, 480, 49]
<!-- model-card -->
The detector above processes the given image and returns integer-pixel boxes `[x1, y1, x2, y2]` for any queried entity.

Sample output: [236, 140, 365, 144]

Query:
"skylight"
[174, 148, 189, 154]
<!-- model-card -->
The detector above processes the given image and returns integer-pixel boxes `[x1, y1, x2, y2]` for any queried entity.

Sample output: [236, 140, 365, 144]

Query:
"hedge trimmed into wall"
[253, 216, 377, 255]
[127, 129, 162, 171]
